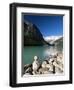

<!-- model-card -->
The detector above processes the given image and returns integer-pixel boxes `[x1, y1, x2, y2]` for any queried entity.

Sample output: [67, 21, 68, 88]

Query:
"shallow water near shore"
[23, 45, 63, 64]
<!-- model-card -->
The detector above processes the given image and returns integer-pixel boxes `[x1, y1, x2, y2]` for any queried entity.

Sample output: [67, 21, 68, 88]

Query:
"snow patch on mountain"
[44, 36, 63, 44]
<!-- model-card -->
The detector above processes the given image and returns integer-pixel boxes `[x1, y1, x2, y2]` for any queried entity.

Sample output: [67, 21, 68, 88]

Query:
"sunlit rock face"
[24, 20, 51, 46]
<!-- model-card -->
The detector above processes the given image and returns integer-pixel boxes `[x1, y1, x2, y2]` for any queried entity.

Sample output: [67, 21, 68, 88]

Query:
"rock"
[45, 64, 51, 68]
[38, 68, 43, 74]
[23, 64, 33, 74]
[24, 64, 32, 69]
[57, 54, 63, 63]
[42, 70, 49, 74]
[41, 60, 49, 69]
[32, 56, 40, 73]
[48, 58, 53, 63]
[48, 55, 57, 64]
[23, 53, 63, 75]
[25, 67, 33, 75]
[32, 71, 40, 75]
[38, 67, 49, 74]
[53, 60, 63, 73]
[24, 73, 32, 75]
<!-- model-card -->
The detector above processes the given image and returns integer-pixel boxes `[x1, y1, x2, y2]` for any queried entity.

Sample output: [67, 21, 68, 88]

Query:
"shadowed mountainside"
[23, 20, 51, 46]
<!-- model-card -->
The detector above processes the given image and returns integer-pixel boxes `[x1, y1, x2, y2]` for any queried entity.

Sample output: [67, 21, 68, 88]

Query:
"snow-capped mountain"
[44, 36, 63, 44]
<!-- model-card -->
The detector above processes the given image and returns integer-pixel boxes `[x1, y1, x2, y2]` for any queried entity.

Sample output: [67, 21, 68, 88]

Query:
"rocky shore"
[23, 53, 63, 75]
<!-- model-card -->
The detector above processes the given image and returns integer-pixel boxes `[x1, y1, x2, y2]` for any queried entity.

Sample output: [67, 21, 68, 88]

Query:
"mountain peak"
[24, 20, 51, 46]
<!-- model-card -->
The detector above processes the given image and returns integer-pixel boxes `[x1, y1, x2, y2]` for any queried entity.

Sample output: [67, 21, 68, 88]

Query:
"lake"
[23, 45, 63, 64]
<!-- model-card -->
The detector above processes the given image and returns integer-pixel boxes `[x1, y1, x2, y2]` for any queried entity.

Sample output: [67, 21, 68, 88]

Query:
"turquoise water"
[23, 45, 62, 64]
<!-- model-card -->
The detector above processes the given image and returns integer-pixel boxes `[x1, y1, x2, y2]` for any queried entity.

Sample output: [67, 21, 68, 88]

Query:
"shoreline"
[23, 53, 63, 75]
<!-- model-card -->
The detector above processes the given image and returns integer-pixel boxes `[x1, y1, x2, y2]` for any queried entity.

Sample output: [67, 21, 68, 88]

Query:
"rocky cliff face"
[54, 37, 63, 52]
[54, 37, 63, 46]
[24, 20, 50, 46]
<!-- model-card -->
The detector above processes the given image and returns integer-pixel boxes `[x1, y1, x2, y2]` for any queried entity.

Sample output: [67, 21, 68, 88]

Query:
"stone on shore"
[23, 53, 63, 75]
[32, 56, 40, 73]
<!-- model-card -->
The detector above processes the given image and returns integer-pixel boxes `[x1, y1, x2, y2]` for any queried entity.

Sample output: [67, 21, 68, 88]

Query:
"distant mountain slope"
[54, 37, 63, 47]
[44, 36, 62, 44]
[24, 20, 51, 46]
[54, 37, 63, 44]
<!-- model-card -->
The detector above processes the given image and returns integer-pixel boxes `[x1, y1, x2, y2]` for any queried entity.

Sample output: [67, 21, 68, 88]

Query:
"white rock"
[32, 56, 40, 72]
[41, 61, 47, 68]
[53, 61, 63, 72]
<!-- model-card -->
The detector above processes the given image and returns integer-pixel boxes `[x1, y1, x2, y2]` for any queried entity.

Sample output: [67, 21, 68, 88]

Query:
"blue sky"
[23, 15, 63, 37]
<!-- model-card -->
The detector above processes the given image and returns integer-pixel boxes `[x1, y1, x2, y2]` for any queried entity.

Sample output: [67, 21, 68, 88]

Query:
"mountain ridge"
[24, 20, 51, 46]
